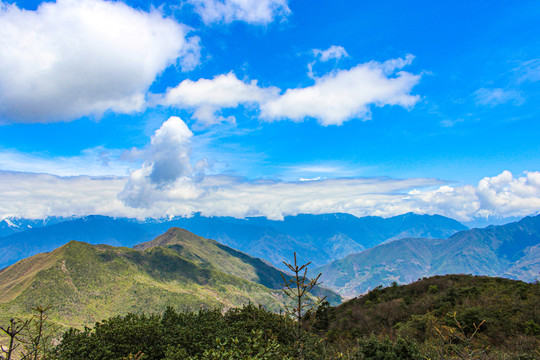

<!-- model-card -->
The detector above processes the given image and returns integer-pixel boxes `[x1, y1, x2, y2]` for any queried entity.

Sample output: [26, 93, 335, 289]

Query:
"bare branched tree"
[0, 318, 30, 360]
[280, 252, 326, 359]
[20, 305, 57, 360]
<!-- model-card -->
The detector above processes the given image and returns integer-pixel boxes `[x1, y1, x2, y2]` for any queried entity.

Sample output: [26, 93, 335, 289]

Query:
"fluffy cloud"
[160, 56, 420, 126]
[158, 73, 279, 126]
[410, 171, 540, 221]
[0, 171, 129, 219]
[119, 117, 442, 216]
[0, 0, 199, 123]
[1, 119, 538, 221]
[474, 88, 524, 107]
[476, 171, 540, 218]
[118, 119, 540, 221]
[260, 55, 420, 125]
[118, 117, 195, 207]
[313, 45, 349, 62]
[189, 0, 290, 25]
[2, 168, 538, 222]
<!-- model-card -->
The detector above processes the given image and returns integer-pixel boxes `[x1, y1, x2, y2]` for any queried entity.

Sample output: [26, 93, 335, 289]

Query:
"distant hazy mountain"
[0, 217, 68, 237]
[0, 215, 152, 269]
[0, 228, 341, 329]
[0, 213, 468, 270]
[318, 215, 540, 298]
[139, 212, 468, 269]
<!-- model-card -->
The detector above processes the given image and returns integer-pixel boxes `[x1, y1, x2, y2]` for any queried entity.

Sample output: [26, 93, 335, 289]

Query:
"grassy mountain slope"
[134, 227, 342, 304]
[319, 215, 540, 297]
[0, 228, 341, 329]
[0, 241, 285, 329]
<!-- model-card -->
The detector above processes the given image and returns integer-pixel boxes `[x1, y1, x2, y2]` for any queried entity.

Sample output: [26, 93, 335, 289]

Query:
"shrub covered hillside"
[318, 274, 540, 358]
[2, 275, 539, 359]
[50, 304, 424, 360]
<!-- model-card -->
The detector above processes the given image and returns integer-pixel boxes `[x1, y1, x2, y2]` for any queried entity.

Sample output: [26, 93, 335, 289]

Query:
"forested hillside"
[2, 275, 537, 360]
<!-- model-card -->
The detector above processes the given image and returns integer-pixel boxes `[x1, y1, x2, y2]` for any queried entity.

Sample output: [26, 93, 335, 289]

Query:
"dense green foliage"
[53, 305, 299, 360]
[50, 304, 424, 360]
[322, 275, 540, 358]
[3, 275, 539, 359]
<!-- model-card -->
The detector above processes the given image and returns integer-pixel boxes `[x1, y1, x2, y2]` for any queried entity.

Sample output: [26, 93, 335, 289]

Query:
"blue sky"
[0, 0, 539, 223]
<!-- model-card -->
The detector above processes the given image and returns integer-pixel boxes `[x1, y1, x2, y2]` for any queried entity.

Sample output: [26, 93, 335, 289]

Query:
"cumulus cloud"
[476, 171, 540, 218]
[313, 45, 349, 62]
[410, 171, 540, 221]
[118, 116, 195, 207]
[260, 55, 421, 125]
[120, 116, 442, 216]
[0, 119, 537, 221]
[0, 0, 199, 123]
[474, 88, 524, 107]
[159, 55, 421, 126]
[117, 119, 540, 222]
[157, 73, 279, 126]
[189, 0, 290, 25]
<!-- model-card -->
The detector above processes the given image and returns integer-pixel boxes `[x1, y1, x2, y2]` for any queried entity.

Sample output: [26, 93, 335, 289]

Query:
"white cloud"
[117, 119, 540, 222]
[0, 120, 537, 221]
[118, 122, 540, 220]
[2, 168, 538, 222]
[119, 116, 194, 207]
[158, 73, 279, 126]
[313, 45, 348, 62]
[0, 0, 199, 123]
[260, 55, 420, 125]
[0, 171, 130, 219]
[476, 171, 540, 218]
[474, 88, 524, 107]
[189, 0, 290, 25]
[159, 55, 421, 126]
[411, 171, 540, 221]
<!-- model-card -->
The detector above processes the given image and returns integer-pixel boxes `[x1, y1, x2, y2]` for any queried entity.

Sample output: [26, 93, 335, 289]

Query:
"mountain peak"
[134, 227, 209, 251]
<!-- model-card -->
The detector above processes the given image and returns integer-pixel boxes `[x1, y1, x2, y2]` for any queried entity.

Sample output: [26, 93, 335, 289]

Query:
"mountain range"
[1, 212, 539, 331]
[0, 227, 340, 329]
[317, 214, 540, 297]
[0, 212, 468, 270]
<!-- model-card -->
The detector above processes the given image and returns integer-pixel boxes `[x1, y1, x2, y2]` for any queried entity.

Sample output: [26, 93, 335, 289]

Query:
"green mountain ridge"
[0, 228, 341, 329]
[318, 214, 540, 297]
[134, 227, 339, 301]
